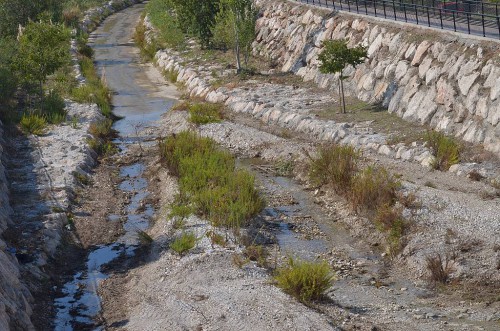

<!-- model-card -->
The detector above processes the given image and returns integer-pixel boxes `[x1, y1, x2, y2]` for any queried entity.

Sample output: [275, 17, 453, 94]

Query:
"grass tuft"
[309, 145, 360, 192]
[425, 131, 460, 171]
[274, 258, 334, 303]
[20, 113, 47, 135]
[188, 103, 223, 125]
[426, 253, 455, 284]
[350, 166, 400, 212]
[171, 232, 197, 255]
[71, 56, 113, 117]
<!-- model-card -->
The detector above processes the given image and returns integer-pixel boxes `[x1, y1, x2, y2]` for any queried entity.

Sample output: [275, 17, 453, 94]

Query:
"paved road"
[296, 0, 500, 39]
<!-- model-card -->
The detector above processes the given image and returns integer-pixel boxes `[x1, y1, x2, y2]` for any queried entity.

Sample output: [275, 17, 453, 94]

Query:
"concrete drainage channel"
[44, 2, 500, 330]
[53, 3, 176, 329]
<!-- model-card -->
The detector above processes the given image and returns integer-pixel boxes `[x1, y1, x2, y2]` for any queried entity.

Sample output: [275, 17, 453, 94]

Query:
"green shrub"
[188, 103, 223, 125]
[159, 131, 216, 176]
[20, 113, 47, 135]
[350, 166, 400, 212]
[309, 145, 360, 191]
[170, 232, 197, 255]
[42, 90, 67, 124]
[274, 258, 334, 303]
[425, 131, 460, 171]
[45, 65, 79, 98]
[159, 131, 264, 229]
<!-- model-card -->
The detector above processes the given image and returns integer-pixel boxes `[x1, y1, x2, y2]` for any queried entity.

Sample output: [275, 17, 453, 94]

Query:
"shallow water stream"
[53, 4, 176, 330]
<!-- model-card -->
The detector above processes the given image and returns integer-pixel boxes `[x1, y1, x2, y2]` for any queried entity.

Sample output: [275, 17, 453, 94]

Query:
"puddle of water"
[54, 244, 125, 330]
[267, 207, 328, 260]
[238, 158, 380, 269]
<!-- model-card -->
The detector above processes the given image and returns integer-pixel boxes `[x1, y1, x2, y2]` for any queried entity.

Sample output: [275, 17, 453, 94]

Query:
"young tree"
[318, 39, 367, 114]
[13, 21, 71, 102]
[212, 0, 257, 73]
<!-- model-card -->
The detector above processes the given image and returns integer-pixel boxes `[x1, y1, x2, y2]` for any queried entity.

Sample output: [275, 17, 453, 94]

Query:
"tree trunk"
[235, 42, 241, 73]
[337, 77, 342, 113]
[340, 78, 346, 114]
[233, 19, 241, 74]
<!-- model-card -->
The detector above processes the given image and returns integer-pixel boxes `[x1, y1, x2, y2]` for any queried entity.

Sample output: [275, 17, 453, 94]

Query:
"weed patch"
[73, 171, 91, 186]
[375, 205, 406, 256]
[350, 166, 400, 213]
[159, 131, 264, 229]
[188, 103, 223, 125]
[426, 253, 455, 284]
[244, 245, 268, 266]
[425, 131, 460, 171]
[206, 230, 227, 247]
[274, 257, 334, 303]
[171, 232, 197, 255]
[275, 160, 294, 177]
[71, 56, 113, 117]
[87, 118, 117, 157]
[309, 145, 360, 192]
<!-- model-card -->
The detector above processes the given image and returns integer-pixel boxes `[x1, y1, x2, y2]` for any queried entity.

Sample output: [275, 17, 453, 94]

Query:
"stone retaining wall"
[253, 0, 500, 156]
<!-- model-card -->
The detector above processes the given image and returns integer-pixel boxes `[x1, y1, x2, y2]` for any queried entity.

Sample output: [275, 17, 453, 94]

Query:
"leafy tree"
[13, 21, 71, 103]
[318, 39, 367, 114]
[169, 0, 219, 48]
[212, 0, 257, 73]
[0, 0, 64, 38]
[145, 0, 185, 48]
[0, 37, 18, 108]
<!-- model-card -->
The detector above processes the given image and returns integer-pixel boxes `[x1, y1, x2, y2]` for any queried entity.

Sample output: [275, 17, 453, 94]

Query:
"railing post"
[467, 12, 471, 34]
[365, 0, 368, 15]
[453, 11, 456, 32]
[393, 0, 397, 20]
[383, 0, 387, 18]
[348, 0, 351, 12]
[404, 4, 408, 22]
[374, 0, 377, 17]
[426, 6, 430, 27]
[356, 0, 359, 13]
[439, 9, 443, 29]
[415, 5, 419, 25]
[482, 14, 485, 37]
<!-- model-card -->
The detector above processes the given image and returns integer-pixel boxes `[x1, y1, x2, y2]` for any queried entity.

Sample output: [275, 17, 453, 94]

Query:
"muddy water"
[53, 4, 176, 330]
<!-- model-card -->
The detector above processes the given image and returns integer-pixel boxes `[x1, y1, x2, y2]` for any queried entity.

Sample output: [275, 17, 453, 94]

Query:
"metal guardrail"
[297, 0, 500, 39]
